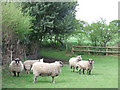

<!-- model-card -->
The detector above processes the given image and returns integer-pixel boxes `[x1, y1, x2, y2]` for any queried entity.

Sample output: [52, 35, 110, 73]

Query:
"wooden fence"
[71, 45, 120, 55]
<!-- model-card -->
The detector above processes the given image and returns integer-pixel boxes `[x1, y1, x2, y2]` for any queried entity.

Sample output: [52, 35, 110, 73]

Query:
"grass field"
[2, 48, 118, 88]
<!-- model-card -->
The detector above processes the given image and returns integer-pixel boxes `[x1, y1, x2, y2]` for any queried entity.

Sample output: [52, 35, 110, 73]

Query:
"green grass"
[2, 48, 118, 88]
[40, 48, 72, 61]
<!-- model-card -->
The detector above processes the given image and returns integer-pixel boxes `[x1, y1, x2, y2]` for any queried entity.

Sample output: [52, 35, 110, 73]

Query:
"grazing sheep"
[69, 55, 82, 72]
[23, 58, 43, 74]
[9, 58, 23, 77]
[31, 61, 64, 83]
[76, 59, 94, 75]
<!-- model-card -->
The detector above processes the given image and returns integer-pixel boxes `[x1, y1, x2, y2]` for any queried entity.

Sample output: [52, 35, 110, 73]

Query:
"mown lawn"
[2, 48, 118, 88]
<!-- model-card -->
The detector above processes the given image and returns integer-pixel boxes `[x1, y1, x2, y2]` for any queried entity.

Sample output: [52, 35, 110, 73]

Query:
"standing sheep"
[69, 55, 82, 72]
[23, 58, 43, 74]
[76, 59, 94, 75]
[31, 61, 64, 83]
[9, 58, 23, 77]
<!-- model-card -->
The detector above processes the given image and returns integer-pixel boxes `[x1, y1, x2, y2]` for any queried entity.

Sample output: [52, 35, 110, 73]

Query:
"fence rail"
[71, 45, 120, 55]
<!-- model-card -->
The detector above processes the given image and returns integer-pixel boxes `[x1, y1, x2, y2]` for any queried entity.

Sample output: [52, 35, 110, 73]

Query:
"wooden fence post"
[99, 46, 100, 51]
[70, 45, 118, 55]
[106, 48, 108, 55]
[98, 46, 100, 55]
[88, 44, 91, 54]
[72, 45, 74, 54]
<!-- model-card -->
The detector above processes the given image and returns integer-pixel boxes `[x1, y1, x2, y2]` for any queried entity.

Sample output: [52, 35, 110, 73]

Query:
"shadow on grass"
[35, 80, 50, 83]
[78, 73, 101, 75]
[28, 78, 65, 84]
[72, 72, 101, 76]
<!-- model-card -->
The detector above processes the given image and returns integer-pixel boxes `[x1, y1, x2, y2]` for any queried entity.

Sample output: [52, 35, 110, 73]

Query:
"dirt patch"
[42, 57, 69, 64]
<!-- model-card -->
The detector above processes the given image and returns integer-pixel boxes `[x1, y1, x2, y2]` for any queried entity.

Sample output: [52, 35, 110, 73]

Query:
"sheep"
[9, 58, 23, 77]
[69, 55, 82, 72]
[23, 58, 43, 74]
[76, 59, 94, 75]
[31, 61, 64, 83]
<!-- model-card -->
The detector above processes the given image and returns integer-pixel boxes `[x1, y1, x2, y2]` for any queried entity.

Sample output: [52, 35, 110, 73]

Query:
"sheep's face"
[76, 55, 82, 61]
[56, 61, 64, 67]
[88, 59, 94, 65]
[59, 61, 64, 67]
[13, 58, 21, 65]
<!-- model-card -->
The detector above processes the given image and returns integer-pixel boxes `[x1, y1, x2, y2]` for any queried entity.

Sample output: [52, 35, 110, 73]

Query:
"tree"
[2, 2, 33, 64]
[84, 19, 118, 47]
[21, 2, 77, 47]
[98, 19, 118, 47]
[73, 20, 89, 45]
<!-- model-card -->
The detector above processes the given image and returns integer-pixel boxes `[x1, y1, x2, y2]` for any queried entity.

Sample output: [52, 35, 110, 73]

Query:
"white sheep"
[76, 59, 94, 75]
[31, 61, 64, 83]
[23, 58, 43, 74]
[9, 58, 23, 77]
[69, 55, 82, 72]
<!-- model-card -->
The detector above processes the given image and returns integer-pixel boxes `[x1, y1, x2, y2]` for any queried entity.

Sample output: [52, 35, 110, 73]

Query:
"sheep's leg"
[28, 70, 30, 74]
[52, 76, 55, 84]
[87, 70, 89, 75]
[76, 66, 78, 70]
[13, 71, 16, 76]
[89, 70, 91, 75]
[73, 67, 75, 72]
[83, 69, 85, 74]
[17, 72, 20, 77]
[70, 66, 72, 72]
[24, 69, 27, 74]
[33, 76, 37, 83]
[24, 68, 27, 74]
[26, 70, 28, 74]
[27, 70, 30, 74]
[79, 68, 81, 74]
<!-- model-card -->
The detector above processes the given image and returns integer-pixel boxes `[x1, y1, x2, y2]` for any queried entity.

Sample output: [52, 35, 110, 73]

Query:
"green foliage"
[21, 2, 77, 43]
[72, 20, 89, 45]
[2, 2, 33, 41]
[63, 19, 118, 47]
[1, 2, 35, 62]
[83, 19, 118, 46]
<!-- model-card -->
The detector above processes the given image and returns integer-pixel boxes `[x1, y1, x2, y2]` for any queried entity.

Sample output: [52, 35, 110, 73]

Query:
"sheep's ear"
[88, 59, 91, 62]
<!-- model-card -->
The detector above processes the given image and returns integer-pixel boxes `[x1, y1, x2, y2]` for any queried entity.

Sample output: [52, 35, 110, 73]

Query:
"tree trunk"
[104, 43, 106, 47]
[10, 51, 12, 62]
[95, 40, 97, 46]
[57, 39, 63, 46]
